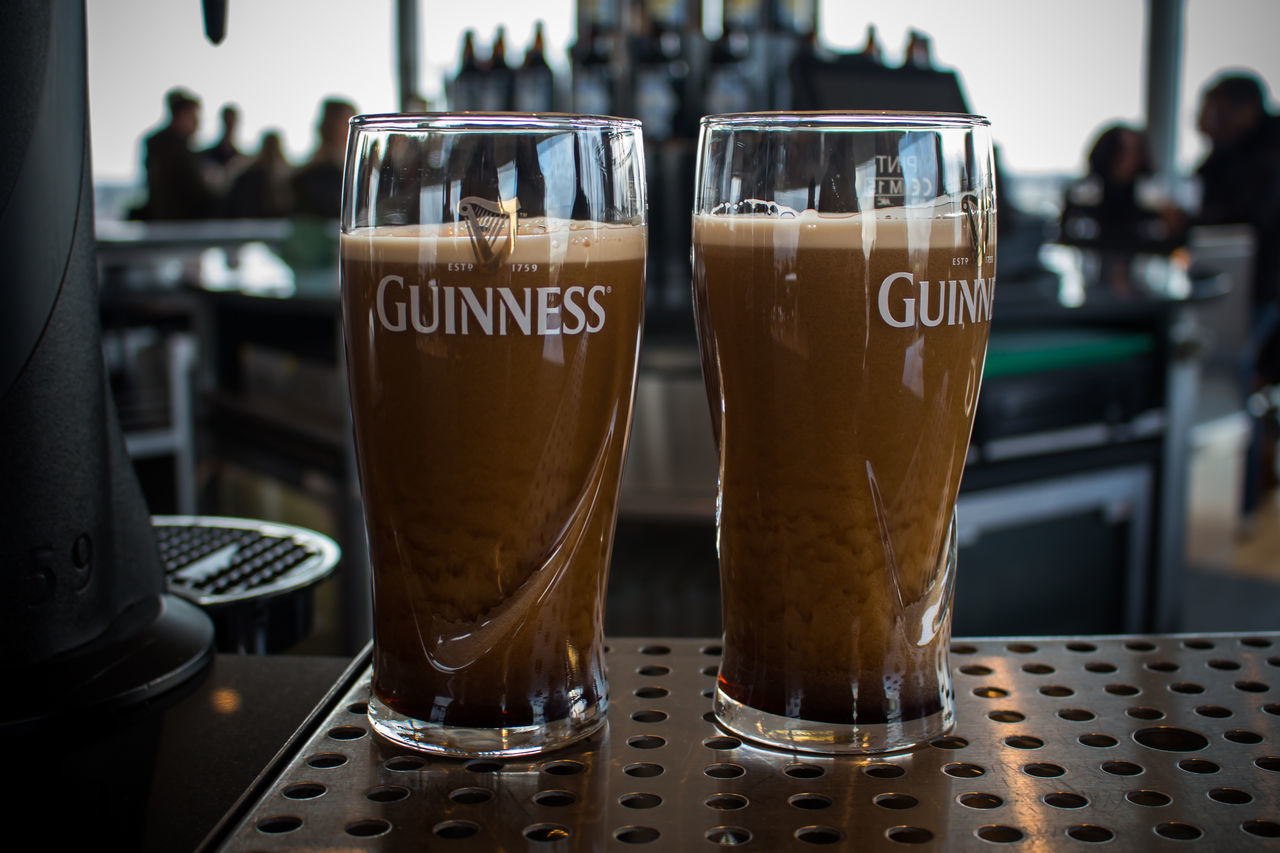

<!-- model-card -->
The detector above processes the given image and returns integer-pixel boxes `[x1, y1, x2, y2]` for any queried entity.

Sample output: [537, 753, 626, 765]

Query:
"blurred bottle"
[571, 0, 620, 115]
[451, 29, 485, 110]
[903, 29, 933, 69]
[858, 24, 883, 64]
[766, 0, 818, 109]
[514, 21, 556, 113]
[770, 0, 817, 36]
[633, 0, 695, 141]
[707, 0, 766, 115]
[479, 26, 515, 111]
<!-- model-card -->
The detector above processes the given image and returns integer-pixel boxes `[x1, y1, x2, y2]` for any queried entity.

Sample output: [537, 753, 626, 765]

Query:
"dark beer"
[694, 211, 993, 727]
[342, 219, 645, 732]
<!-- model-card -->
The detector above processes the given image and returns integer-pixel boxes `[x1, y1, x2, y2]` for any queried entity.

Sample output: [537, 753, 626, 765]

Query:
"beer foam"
[342, 218, 646, 264]
[693, 209, 969, 252]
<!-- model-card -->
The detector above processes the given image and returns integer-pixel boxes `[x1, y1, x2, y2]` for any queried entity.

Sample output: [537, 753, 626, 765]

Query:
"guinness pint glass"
[341, 115, 646, 756]
[693, 113, 995, 753]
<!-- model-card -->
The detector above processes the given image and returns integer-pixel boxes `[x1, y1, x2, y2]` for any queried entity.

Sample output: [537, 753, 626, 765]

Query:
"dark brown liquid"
[694, 213, 993, 724]
[342, 222, 644, 728]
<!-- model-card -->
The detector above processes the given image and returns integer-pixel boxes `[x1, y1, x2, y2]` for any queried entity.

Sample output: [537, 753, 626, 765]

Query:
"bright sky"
[87, 0, 1280, 185]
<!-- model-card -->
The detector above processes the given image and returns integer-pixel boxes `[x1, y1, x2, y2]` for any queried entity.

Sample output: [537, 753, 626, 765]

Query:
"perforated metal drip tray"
[208, 635, 1280, 851]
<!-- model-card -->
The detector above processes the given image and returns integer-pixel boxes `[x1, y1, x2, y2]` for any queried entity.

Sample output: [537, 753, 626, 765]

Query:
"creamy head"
[342, 218, 646, 265]
[693, 209, 970, 252]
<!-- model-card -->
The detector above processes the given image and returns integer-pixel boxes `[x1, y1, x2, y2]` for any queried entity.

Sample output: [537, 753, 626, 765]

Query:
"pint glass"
[341, 115, 646, 756]
[692, 113, 995, 753]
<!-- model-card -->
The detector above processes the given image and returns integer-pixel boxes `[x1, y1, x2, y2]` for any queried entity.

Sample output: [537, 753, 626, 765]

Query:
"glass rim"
[349, 112, 643, 133]
[700, 111, 990, 131]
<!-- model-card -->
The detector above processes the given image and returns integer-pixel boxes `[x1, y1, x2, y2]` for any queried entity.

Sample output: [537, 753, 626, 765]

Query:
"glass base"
[713, 687, 953, 755]
[367, 694, 608, 758]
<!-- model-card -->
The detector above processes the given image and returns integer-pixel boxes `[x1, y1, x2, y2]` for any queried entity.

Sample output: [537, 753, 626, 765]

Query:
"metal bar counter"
[206, 635, 1280, 850]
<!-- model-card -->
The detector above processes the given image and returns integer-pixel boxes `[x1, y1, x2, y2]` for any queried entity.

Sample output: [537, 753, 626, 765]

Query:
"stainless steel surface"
[215, 635, 1280, 850]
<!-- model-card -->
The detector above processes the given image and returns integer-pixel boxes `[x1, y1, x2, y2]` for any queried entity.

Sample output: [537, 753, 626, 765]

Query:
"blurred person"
[1196, 72, 1280, 231]
[292, 98, 356, 218]
[223, 131, 293, 219]
[201, 104, 246, 195]
[137, 88, 215, 220]
[1060, 123, 1185, 247]
[1195, 71, 1280, 512]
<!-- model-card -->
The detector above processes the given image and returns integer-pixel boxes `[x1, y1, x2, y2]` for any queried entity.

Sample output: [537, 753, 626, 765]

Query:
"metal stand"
[154, 515, 340, 654]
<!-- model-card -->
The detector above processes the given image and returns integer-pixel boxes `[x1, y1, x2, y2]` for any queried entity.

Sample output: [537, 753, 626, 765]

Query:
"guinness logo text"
[877, 272, 995, 329]
[376, 276, 609, 336]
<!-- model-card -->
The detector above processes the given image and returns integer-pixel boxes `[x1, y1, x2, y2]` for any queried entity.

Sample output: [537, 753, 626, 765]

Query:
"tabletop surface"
[206, 633, 1280, 851]
[9, 652, 351, 853]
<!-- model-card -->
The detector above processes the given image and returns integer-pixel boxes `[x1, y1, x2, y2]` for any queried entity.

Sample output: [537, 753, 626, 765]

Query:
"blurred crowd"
[131, 88, 355, 222]
[1060, 68, 1280, 509]
[1060, 69, 1280, 275]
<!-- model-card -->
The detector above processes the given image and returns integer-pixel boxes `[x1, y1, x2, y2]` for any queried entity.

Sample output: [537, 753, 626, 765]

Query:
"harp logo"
[459, 196, 519, 268]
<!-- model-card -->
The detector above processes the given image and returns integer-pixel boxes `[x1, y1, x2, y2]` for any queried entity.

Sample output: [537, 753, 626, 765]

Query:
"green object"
[984, 331, 1153, 377]
[279, 217, 339, 271]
